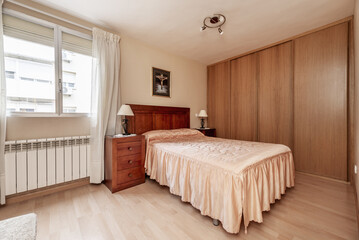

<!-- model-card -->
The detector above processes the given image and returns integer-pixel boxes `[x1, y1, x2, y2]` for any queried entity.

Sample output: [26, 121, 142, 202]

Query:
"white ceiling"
[31, 0, 354, 65]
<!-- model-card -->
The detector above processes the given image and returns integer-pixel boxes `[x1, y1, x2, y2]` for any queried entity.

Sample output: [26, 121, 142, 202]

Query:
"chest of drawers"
[195, 128, 216, 137]
[104, 135, 145, 193]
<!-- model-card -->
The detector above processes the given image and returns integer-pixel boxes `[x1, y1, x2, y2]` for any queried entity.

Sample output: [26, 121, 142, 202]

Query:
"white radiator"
[4, 136, 90, 196]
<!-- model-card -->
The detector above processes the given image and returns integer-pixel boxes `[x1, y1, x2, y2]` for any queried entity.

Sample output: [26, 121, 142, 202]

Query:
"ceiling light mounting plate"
[204, 14, 226, 28]
[201, 14, 226, 35]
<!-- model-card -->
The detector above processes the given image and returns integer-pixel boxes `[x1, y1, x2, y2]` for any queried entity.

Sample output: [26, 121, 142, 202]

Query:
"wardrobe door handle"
[128, 147, 132, 151]
[128, 173, 133, 177]
[128, 160, 133, 164]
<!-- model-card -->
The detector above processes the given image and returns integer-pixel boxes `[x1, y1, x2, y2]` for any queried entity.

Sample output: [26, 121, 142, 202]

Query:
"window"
[20, 77, 35, 82]
[61, 32, 92, 114]
[3, 13, 92, 115]
[5, 71, 14, 79]
[36, 79, 51, 84]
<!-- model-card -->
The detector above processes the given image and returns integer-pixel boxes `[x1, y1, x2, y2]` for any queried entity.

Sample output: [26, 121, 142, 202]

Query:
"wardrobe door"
[258, 42, 293, 150]
[294, 23, 348, 180]
[230, 53, 258, 141]
[207, 62, 230, 138]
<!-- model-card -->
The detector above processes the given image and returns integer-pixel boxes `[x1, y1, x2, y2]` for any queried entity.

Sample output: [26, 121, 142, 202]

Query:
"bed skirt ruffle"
[145, 146, 295, 234]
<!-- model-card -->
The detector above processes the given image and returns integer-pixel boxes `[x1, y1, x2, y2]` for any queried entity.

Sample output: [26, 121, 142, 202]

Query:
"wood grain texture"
[353, 178, 359, 231]
[258, 41, 293, 150]
[127, 105, 190, 135]
[348, 19, 354, 183]
[0, 173, 357, 239]
[207, 62, 231, 138]
[294, 22, 348, 180]
[154, 114, 172, 130]
[117, 141, 142, 157]
[117, 154, 143, 170]
[230, 53, 258, 141]
[208, 16, 353, 67]
[104, 135, 145, 193]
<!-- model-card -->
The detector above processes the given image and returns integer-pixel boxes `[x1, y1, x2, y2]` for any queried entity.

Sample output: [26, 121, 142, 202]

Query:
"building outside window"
[3, 13, 92, 115]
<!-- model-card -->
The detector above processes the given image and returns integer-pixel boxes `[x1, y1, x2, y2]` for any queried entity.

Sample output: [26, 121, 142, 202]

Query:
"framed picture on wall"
[152, 67, 171, 97]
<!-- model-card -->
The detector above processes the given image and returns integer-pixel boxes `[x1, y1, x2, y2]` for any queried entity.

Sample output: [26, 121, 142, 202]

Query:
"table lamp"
[117, 104, 134, 135]
[198, 110, 208, 129]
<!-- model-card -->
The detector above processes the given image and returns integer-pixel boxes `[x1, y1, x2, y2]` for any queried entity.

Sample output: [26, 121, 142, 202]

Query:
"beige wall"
[120, 36, 207, 128]
[6, 117, 91, 140]
[5, 6, 207, 140]
[354, 0, 359, 207]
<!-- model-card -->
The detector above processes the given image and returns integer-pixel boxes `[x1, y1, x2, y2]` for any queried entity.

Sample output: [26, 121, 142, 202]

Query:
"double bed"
[127, 104, 295, 234]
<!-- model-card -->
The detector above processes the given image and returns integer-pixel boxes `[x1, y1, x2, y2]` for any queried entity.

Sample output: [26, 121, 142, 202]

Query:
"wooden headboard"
[126, 104, 190, 135]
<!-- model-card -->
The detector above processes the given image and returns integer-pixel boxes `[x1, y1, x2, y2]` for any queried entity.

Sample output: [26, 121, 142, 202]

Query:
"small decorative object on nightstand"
[197, 110, 208, 129]
[117, 104, 134, 135]
[196, 128, 216, 137]
[104, 135, 145, 193]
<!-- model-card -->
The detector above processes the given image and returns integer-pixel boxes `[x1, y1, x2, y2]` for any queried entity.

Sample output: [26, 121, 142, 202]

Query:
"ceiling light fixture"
[200, 14, 226, 35]
[218, 27, 223, 35]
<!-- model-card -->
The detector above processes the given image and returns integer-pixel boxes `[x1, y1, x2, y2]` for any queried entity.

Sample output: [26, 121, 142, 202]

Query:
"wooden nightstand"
[104, 135, 145, 193]
[195, 128, 216, 137]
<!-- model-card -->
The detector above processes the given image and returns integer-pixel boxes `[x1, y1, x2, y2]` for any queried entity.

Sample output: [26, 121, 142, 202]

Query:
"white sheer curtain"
[0, 3, 7, 205]
[90, 28, 121, 183]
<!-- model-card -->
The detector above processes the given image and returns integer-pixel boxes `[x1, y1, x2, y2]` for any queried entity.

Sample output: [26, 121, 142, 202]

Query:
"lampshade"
[198, 110, 208, 118]
[117, 104, 134, 116]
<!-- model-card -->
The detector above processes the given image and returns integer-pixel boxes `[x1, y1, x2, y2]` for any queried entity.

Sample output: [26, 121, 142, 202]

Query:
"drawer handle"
[128, 173, 133, 177]
[128, 147, 133, 151]
[128, 160, 133, 164]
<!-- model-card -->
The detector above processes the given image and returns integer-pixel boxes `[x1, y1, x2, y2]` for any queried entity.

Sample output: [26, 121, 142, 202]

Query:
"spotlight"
[200, 26, 206, 32]
[218, 27, 223, 35]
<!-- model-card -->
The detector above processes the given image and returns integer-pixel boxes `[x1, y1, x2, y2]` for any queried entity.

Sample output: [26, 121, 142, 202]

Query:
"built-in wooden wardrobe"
[207, 19, 353, 181]
[207, 62, 230, 138]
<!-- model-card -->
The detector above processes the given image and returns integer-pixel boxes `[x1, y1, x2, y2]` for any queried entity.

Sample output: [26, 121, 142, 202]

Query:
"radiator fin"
[4, 136, 90, 195]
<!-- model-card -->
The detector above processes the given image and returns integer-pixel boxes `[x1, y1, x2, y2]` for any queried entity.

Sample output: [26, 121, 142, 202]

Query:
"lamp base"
[122, 118, 131, 135]
[200, 118, 205, 129]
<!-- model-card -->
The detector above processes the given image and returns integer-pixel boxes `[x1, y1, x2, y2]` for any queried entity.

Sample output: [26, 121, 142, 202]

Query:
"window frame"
[3, 9, 92, 118]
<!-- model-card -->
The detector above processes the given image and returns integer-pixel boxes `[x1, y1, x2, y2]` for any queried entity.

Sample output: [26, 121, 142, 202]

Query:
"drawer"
[117, 154, 142, 170]
[117, 141, 142, 156]
[117, 167, 143, 184]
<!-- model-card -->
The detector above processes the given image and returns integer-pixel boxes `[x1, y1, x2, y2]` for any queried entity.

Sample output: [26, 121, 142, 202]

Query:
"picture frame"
[152, 67, 171, 97]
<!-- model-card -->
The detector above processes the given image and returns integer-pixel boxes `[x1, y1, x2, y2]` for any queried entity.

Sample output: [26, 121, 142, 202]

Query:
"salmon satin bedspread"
[144, 129, 295, 234]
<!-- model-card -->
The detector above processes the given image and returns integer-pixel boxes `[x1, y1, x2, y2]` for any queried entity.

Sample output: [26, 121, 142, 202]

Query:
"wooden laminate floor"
[0, 173, 357, 239]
